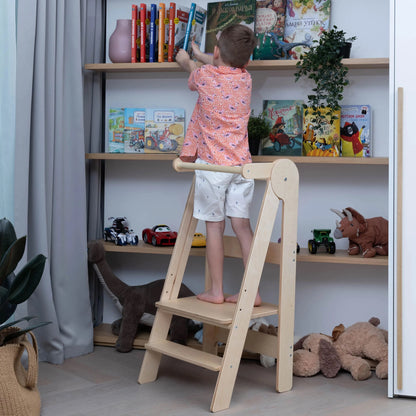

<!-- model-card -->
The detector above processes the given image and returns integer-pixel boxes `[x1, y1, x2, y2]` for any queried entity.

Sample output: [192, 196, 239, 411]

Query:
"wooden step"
[156, 296, 278, 328]
[145, 339, 223, 371]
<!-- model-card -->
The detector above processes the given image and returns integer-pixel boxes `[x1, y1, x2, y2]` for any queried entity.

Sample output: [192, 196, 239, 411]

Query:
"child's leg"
[197, 220, 225, 304]
[225, 217, 262, 306]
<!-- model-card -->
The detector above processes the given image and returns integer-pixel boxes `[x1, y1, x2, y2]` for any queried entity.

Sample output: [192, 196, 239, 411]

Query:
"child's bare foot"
[197, 290, 224, 304]
[225, 292, 262, 306]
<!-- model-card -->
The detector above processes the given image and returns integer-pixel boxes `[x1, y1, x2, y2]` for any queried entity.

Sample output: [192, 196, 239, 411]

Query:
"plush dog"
[88, 240, 195, 352]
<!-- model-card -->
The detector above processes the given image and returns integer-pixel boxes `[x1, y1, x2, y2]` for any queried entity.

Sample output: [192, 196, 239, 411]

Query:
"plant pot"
[0, 328, 41, 416]
[339, 42, 352, 58]
[248, 137, 260, 155]
[109, 19, 132, 63]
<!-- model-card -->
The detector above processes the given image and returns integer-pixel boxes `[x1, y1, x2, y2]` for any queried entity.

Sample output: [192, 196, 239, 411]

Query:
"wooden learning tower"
[138, 158, 299, 412]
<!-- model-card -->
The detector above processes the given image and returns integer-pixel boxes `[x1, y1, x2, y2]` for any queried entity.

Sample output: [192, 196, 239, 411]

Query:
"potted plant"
[0, 217, 49, 416]
[294, 26, 356, 156]
[247, 110, 272, 156]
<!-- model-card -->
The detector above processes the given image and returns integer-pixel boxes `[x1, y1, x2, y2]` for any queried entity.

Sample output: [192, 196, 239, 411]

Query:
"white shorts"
[193, 159, 254, 222]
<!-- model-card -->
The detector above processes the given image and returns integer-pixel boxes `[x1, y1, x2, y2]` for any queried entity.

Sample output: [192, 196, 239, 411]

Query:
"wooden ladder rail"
[138, 158, 299, 412]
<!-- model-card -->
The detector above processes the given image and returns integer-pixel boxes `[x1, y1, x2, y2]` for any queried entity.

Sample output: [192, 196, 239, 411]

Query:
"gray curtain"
[82, 0, 105, 327]
[14, 0, 97, 363]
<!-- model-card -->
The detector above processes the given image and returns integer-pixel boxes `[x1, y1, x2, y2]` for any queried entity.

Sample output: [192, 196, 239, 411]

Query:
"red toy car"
[142, 224, 177, 246]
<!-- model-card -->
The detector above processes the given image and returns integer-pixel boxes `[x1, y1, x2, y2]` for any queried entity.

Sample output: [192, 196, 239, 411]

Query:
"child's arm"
[175, 49, 198, 73]
[191, 41, 213, 65]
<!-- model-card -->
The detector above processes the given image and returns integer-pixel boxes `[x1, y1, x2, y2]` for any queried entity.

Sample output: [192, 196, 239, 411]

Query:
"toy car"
[104, 217, 139, 246]
[192, 233, 206, 247]
[142, 224, 177, 246]
[308, 229, 336, 254]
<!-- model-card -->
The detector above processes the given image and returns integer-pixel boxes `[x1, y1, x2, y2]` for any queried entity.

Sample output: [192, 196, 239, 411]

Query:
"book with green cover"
[205, 0, 256, 54]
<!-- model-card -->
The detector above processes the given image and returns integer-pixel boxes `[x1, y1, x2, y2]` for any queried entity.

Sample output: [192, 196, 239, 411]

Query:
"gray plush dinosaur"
[88, 240, 196, 352]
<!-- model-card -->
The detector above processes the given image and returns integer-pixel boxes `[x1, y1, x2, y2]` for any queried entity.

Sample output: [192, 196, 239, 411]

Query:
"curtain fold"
[14, 0, 98, 363]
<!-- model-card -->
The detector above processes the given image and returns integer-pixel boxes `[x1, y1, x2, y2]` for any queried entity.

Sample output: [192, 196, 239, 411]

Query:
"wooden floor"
[38, 346, 415, 416]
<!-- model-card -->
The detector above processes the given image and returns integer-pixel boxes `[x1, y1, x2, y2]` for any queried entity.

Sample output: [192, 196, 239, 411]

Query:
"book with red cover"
[139, 3, 147, 62]
[168, 3, 176, 62]
[131, 5, 138, 63]
[173, 5, 190, 58]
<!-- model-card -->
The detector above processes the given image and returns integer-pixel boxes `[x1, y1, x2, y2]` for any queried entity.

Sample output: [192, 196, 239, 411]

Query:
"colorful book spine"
[139, 3, 147, 62]
[158, 3, 166, 62]
[149, 4, 157, 62]
[174, 5, 190, 57]
[168, 3, 176, 62]
[183, 2, 196, 54]
[131, 5, 138, 63]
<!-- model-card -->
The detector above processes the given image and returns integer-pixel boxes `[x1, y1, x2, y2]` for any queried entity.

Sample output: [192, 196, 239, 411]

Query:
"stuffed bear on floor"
[88, 240, 197, 352]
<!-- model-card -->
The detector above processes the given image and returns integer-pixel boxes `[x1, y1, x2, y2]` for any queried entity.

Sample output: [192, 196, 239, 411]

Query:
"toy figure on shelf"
[104, 217, 139, 246]
[331, 207, 388, 258]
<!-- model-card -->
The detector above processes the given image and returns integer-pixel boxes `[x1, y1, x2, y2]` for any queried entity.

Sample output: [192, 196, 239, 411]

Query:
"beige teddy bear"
[293, 317, 388, 381]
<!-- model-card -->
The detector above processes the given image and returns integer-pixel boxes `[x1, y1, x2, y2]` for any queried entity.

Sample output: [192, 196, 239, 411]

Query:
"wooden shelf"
[102, 241, 388, 266]
[84, 58, 389, 73]
[86, 153, 388, 165]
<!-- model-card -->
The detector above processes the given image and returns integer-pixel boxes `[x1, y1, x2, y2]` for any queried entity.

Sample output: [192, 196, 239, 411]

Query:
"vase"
[109, 19, 132, 63]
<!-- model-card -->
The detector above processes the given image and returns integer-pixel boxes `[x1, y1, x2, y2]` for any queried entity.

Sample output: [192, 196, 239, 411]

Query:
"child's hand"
[176, 49, 198, 73]
[191, 41, 202, 60]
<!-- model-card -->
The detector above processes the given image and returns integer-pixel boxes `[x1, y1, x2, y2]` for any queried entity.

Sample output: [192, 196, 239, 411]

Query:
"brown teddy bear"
[293, 317, 388, 381]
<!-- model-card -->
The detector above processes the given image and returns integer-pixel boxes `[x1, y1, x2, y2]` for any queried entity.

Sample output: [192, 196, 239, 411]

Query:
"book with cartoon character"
[262, 100, 303, 156]
[283, 0, 331, 59]
[340, 105, 372, 157]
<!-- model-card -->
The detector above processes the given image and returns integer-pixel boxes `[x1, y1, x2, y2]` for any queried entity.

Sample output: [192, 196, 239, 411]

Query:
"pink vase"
[109, 19, 132, 63]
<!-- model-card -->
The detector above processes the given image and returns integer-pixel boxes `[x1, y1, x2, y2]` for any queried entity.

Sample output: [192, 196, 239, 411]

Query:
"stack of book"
[130, 2, 207, 63]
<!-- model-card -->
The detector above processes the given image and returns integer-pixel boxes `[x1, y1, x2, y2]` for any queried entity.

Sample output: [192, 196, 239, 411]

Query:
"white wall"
[102, 0, 390, 337]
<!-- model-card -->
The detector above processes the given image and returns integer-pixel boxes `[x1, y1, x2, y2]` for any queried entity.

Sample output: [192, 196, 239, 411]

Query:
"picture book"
[340, 105, 372, 157]
[158, 3, 166, 62]
[253, 0, 287, 60]
[144, 108, 185, 154]
[124, 108, 146, 153]
[302, 107, 340, 157]
[187, 5, 207, 56]
[168, 2, 176, 61]
[131, 5, 138, 63]
[139, 3, 147, 62]
[183, 3, 196, 53]
[283, 0, 331, 59]
[262, 100, 303, 156]
[108, 108, 125, 153]
[149, 4, 158, 62]
[173, 5, 190, 57]
[205, 0, 256, 54]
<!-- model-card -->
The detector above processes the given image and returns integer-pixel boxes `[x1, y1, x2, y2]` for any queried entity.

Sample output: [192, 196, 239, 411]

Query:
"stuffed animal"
[88, 240, 196, 352]
[293, 333, 341, 378]
[293, 317, 388, 381]
[331, 207, 388, 258]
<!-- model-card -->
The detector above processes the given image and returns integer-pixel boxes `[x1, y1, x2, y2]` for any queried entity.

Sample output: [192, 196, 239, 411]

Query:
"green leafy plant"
[247, 110, 271, 155]
[0, 218, 50, 346]
[294, 26, 356, 128]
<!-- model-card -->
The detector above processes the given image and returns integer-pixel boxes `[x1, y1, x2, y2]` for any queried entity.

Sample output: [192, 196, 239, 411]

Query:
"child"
[175, 25, 260, 306]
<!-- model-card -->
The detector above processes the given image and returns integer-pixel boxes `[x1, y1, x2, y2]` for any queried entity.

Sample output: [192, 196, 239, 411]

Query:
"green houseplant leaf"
[0, 236, 26, 287]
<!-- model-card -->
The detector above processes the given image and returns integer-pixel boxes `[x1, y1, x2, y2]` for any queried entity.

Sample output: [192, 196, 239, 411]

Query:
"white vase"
[109, 19, 131, 63]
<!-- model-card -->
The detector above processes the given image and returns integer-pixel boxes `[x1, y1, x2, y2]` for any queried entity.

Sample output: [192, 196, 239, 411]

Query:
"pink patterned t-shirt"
[180, 64, 252, 166]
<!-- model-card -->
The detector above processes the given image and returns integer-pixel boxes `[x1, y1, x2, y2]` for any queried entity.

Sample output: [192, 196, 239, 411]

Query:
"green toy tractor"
[308, 229, 336, 254]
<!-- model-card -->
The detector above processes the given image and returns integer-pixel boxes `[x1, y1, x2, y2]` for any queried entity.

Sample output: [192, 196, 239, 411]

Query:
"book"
[149, 4, 158, 62]
[188, 5, 207, 56]
[205, 0, 256, 54]
[158, 3, 167, 62]
[340, 105, 372, 157]
[108, 108, 125, 153]
[124, 108, 146, 153]
[168, 2, 176, 62]
[174, 5, 190, 57]
[144, 108, 185, 154]
[131, 5, 138, 63]
[302, 107, 340, 157]
[183, 3, 196, 54]
[262, 100, 303, 156]
[283, 0, 331, 59]
[253, 0, 287, 60]
[139, 3, 147, 62]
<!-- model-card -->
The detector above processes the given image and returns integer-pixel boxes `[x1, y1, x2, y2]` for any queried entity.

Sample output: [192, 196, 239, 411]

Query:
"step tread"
[156, 296, 278, 327]
[146, 339, 222, 371]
